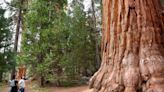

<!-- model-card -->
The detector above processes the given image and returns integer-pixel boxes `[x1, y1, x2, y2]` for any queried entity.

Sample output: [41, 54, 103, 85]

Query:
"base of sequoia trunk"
[89, 49, 164, 92]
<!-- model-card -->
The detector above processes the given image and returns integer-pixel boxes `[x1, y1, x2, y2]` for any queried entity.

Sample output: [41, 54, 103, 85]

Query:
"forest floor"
[0, 81, 93, 92]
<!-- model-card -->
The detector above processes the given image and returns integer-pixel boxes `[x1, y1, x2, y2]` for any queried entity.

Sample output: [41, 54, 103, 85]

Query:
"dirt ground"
[2, 86, 92, 92]
[48, 86, 93, 92]
[1, 81, 93, 92]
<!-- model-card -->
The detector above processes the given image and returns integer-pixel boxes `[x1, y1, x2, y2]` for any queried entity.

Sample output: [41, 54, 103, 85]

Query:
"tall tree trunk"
[40, 76, 45, 87]
[0, 72, 3, 82]
[11, 0, 23, 79]
[89, 0, 164, 92]
[91, 0, 101, 69]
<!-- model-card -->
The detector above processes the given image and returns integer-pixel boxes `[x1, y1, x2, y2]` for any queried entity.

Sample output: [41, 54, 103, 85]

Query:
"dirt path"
[2, 81, 93, 92]
[2, 81, 31, 92]
[25, 81, 31, 92]
[1, 86, 9, 92]
[49, 85, 93, 92]
[2, 86, 92, 92]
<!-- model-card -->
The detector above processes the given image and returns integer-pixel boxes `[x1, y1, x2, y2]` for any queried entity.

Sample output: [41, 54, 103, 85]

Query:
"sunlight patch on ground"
[82, 89, 93, 92]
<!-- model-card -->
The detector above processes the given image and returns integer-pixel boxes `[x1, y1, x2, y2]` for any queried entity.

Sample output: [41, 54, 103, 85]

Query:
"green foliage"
[19, 0, 98, 86]
[0, 7, 14, 75]
[58, 6, 96, 79]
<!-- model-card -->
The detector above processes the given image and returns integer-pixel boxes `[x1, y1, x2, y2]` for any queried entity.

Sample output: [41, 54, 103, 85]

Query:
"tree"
[59, 4, 97, 79]
[20, 0, 67, 86]
[20, 0, 98, 86]
[0, 7, 13, 82]
[90, 0, 102, 70]
[89, 0, 164, 92]
[8, 0, 25, 79]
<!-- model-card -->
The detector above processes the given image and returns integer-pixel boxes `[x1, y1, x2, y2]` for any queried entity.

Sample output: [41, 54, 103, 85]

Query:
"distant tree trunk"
[91, 0, 101, 70]
[89, 0, 164, 92]
[11, 0, 23, 79]
[37, 53, 45, 87]
[0, 72, 3, 82]
[40, 76, 45, 87]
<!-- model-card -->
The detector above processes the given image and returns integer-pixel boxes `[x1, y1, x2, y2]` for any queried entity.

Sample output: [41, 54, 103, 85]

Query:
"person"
[8, 77, 14, 91]
[19, 76, 25, 92]
[10, 75, 18, 92]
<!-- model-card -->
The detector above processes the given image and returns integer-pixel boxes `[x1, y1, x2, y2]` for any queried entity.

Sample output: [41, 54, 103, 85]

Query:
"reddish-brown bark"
[17, 65, 26, 79]
[89, 0, 164, 92]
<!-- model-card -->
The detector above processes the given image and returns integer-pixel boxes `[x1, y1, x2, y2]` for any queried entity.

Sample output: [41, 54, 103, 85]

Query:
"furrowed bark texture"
[89, 0, 164, 92]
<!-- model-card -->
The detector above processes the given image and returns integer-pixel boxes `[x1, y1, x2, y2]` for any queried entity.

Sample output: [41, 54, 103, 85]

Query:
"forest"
[0, 0, 164, 92]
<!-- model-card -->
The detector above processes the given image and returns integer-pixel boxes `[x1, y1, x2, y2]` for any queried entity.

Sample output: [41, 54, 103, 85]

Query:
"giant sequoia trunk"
[89, 0, 164, 92]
